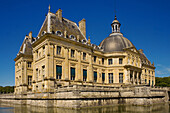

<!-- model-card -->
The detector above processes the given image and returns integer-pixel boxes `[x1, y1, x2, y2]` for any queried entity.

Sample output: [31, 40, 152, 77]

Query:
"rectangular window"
[119, 73, 123, 83]
[43, 46, 45, 55]
[119, 58, 123, 64]
[149, 80, 150, 85]
[83, 69, 87, 81]
[28, 76, 32, 86]
[36, 51, 38, 59]
[108, 59, 112, 65]
[27, 62, 31, 68]
[42, 65, 45, 80]
[102, 58, 104, 65]
[94, 56, 97, 63]
[71, 49, 75, 58]
[83, 52, 86, 60]
[109, 73, 113, 83]
[71, 67, 75, 80]
[94, 71, 97, 82]
[57, 46, 61, 55]
[56, 65, 62, 79]
[145, 79, 147, 84]
[102, 73, 105, 83]
[36, 69, 38, 81]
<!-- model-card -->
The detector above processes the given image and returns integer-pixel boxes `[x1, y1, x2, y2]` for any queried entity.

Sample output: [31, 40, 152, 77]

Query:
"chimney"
[79, 18, 86, 38]
[56, 9, 62, 22]
[29, 31, 32, 39]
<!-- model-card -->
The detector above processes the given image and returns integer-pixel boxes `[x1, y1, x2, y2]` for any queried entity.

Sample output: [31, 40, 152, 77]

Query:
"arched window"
[115, 25, 117, 31]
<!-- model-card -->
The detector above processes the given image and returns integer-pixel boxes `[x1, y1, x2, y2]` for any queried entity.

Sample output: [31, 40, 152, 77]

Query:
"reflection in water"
[0, 102, 169, 113]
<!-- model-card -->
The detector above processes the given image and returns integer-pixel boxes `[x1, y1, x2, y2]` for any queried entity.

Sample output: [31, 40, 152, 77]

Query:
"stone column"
[87, 53, 93, 82]
[132, 71, 135, 85]
[136, 72, 139, 85]
[126, 68, 130, 84]
[23, 61, 27, 85]
[64, 47, 69, 80]
[105, 69, 108, 84]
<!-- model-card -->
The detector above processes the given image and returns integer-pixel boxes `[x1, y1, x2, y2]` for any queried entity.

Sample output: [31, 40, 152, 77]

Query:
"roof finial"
[48, 4, 51, 12]
[114, 0, 117, 19]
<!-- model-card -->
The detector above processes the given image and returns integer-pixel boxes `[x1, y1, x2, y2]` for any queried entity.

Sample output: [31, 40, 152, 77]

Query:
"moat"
[0, 102, 169, 113]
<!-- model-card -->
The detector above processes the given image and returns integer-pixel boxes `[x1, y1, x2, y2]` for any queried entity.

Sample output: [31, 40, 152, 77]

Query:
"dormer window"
[56, 31, 62, 36]
[41, 31, 46, 36]
[52, 31, 55, 34]
[70, 35, 75, 40]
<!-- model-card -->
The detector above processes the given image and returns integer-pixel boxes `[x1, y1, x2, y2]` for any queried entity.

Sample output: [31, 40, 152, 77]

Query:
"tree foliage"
[155, 76, 170, 87]
[0, 86, 14, 94]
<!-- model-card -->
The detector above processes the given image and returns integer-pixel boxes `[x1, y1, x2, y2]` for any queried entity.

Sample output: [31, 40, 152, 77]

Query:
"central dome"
[99, 15, 134, 52]
[100, 34, 134, 52]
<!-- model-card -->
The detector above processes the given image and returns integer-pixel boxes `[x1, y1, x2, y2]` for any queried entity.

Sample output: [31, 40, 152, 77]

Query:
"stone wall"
[0, 85, 169, 109]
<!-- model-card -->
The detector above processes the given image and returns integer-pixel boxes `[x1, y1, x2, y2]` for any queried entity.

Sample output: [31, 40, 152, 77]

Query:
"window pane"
[57, 46, 61, 55]
[56, 65, 62, 79]
[119, 58, 123, 64]
[102, 73, 105, 83]
[119, 73, 123, 83]
[108, 59, 112, 65]
[94, 72, 97, 82]
[109, 73, 113, 83]
[71, 67, 75, 80]
[83, 69, 87, 81]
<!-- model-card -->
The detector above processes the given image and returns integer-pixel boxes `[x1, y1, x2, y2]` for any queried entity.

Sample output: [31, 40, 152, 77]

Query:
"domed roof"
[99, 34, 134, 52]
[99, 15, 134, 52]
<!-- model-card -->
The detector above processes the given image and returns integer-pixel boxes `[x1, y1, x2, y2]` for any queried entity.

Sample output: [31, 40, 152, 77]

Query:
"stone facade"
[12, 6, 157, 109]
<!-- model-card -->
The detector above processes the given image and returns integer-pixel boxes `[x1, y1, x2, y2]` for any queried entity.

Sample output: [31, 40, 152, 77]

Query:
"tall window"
[83, 69, 87, 81]
[36, 51, 38, 59]
[145, 79, 147, 84]
[94, 71, 97, 82]
[102, 58, 104, 65]
[108, 59, 112, 65]
[119, 73, 123, 83]
[56, 65, 62, 79]
[102, 73, 105, 83]
[57, 46, 61, 55]
[36, 69, 38, 81]
[83, 53, 86, 60]
[109, 73, 113, 83]
[94, 56, 97, 63]
[42, 65, 45, 80]
[71, 67, 75, 80]
[149, 80, 150, 85]
[27, 62, 31, 68]
[43, 46, 45, 55]
[71, 49, 75, 58]
[119, 58, 123, 64]
[28, 76, 32, 86]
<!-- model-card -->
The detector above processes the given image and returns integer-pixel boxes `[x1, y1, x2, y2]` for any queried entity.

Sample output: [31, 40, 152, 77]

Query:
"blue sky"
[0, 0, 170, 86]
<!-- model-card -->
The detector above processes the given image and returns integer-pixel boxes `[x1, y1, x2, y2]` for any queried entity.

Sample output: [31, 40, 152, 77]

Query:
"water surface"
[0, 102, 169, 113]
